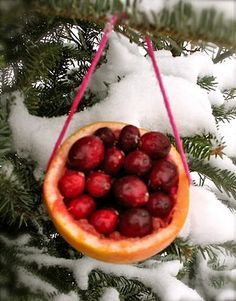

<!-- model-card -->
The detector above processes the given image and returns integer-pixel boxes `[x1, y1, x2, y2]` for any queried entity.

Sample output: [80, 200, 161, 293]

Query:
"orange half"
[43, 122, 189, 263]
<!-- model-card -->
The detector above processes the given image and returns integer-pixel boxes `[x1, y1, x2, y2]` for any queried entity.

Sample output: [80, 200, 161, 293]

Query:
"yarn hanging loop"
[145, 36, 191, 183]
[47, 15, 191, 183]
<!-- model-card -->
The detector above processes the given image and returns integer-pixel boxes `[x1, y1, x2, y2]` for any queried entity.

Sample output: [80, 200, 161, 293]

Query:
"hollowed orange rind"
[43, 122, 189, 263]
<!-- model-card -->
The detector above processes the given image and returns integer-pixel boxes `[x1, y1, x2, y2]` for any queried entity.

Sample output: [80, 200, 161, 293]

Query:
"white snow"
[17, 267, 58, 295]
[90, 72, 216, 135]
[213, 59, 236, 91]
[17, 242, 203, 301]
[0, 234, 30, 247]
[53, 292, 80, 301]
[189, 0, 236, 21]
[208, 89, 224, 107]
[216, 252, 236, 270]
[219, 119, 236, 158]
[99, 288, 120, 301]
[9, 34, 221, 169]
[216, 289, 236, 301]
[128, 0, 236, 21]
[73, 257, 204, 301]
[89, 33, 143, 94]
[153, 52, 214, 84]
[196, 251, 236, 301]
[8, 78, 217, 169]
[20, 253, 73, 269]
[5, 233, 236, 301]
[179, 186, 236, 244]
[228, 269, 236, 281]
[0, 160, 14, 178]
[208, 155, 236, 174]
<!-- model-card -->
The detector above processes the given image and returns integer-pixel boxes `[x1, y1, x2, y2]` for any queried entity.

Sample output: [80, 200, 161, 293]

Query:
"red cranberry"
[59, 171, 85, 198]
[147, 192, 174, 218]
[90, 209, 118, 234]
[68, 195, 96, 219]
[103, 147, 125, 175]
[149, 160, 178, 191]
[68, 135, 104, 171]
[119, 208, 153, 237]
[124, 150, 151, 176]
[139, 132, 171, 159]
[113, 129, 121, 140]
[86, 171, 112, 198]
[119, 125, 140, 152]
[94, 127, 116, 148]
[113, 176, 149, 207]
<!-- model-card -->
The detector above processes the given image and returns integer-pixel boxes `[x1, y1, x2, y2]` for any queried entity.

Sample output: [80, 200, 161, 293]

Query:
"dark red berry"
[147, 192, 174, 218]
[86, 171, 112, 198]
[119, 208, 153, 237]
[113, 129, 121, 140]
[119, 125, 140, 152]
[68, 195, 96, 219]
[113, 176, 149, 207]
[68, 135, 105, 172]
[149, 160, 178, 191]
[90, 209, 118, 234]
[124, 150, 151, 176]
[59, 171, 85, 198]
[94, 127, 116, 148]
[139, 132, 171, 159]
[103, 147, 125, 175]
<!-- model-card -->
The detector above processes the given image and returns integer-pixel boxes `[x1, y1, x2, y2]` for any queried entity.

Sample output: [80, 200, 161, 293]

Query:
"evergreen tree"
[0, 1, 236, 300]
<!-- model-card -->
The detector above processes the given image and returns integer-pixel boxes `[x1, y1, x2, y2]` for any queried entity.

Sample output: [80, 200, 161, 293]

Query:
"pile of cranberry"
[58, 125, 179, 238]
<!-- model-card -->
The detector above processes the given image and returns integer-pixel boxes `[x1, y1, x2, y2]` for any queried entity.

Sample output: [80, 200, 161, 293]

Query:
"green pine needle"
[212, 105, 236, 123]
[189, 158, 236, 200]
[197, 76, 218, 92]
[0, 154, 42, 227]
[0, 109, 11, 156]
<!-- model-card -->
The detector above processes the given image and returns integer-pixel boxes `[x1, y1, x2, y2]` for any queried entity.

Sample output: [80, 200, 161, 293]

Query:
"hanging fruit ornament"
[43, 121, 189, 263]
[43, 16, 190, 264]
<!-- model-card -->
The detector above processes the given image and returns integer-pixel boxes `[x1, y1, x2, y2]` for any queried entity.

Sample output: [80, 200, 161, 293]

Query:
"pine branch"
[0, 237, 60, 301]
[189, 158, 236, 200]
[0, 154, 42, 227]
[87, 270, 159, 301]
[0, 231, 159, 301]
[32, 0, 236, 50]
[212, 105, 236, 123]
[0, 98, 12, 156]
[1, 0, 236, 50]
[1, 12, 103, 117]
[208, 241, 236, 262]
[223, 88, 236, 101]
[162, 238, 222, 264]
[0, 228, 83, 301]
[213, 49, 234, 64]
[21, 42, 90, 117]
[170, 134, 225, 161]
[183, 134, 224, 160]
[197, 75, 218, 92]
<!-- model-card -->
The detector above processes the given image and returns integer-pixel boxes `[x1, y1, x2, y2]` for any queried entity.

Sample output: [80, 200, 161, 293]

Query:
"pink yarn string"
[145, 36, 191, 183]
[46, 15, 118, 171]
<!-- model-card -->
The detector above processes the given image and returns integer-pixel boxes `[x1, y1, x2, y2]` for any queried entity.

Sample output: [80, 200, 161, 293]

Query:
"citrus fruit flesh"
[43, 122, 189, 263]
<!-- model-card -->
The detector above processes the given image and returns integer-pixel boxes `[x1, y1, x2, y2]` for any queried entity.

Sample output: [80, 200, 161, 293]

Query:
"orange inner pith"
[72, 213, 174, 241]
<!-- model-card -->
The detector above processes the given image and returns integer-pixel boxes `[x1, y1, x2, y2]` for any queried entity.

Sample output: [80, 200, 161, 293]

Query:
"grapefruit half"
[43, 122, 189, 263]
